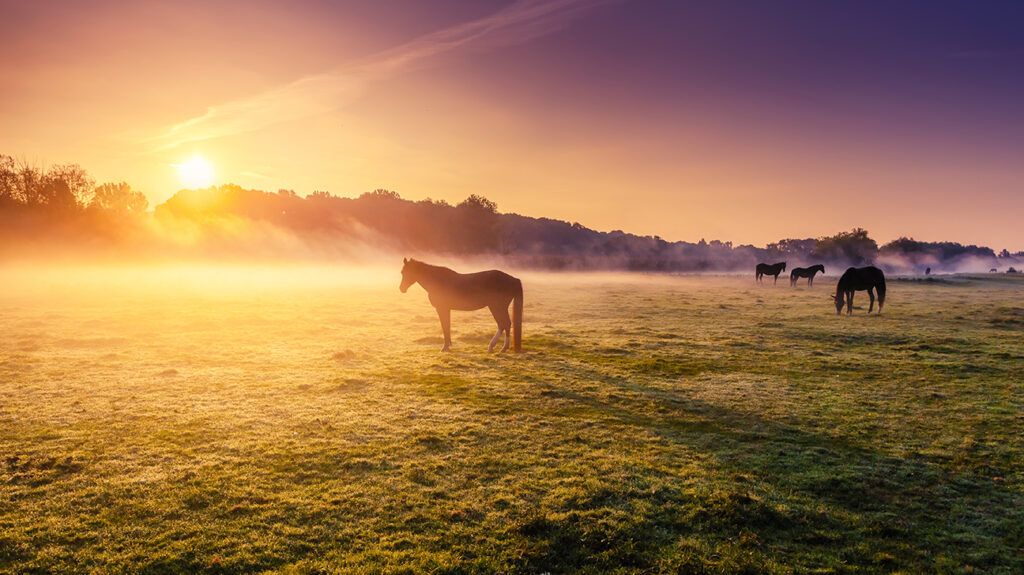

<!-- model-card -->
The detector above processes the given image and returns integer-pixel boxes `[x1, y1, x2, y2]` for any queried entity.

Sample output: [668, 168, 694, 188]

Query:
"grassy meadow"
[1, 265, 1022, 574]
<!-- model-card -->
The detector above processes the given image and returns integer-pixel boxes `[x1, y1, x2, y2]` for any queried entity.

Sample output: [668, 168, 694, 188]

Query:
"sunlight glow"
[175, 155, 216, 189]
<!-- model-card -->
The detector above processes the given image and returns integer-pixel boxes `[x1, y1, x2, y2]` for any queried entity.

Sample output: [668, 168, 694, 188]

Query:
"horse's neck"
[417, 265, 455, 292]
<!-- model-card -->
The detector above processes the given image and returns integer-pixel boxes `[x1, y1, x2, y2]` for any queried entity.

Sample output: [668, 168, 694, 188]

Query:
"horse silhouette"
[790, 264, 825, 287]
[834, 266, 886, 315]
[400, 258, 523, 352]
[755, 262, 787, 284]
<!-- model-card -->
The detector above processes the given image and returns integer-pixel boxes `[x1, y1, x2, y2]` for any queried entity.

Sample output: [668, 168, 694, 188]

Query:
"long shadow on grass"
[401, 339, 1024, 574]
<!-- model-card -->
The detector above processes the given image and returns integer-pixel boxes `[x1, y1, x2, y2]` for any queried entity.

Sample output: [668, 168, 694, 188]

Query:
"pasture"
[1, 266, 1022, 574]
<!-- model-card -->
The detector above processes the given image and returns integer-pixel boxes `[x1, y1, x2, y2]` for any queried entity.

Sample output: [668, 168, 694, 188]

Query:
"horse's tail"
[512, 279, 524, 352]
[877, 273, 886, 311]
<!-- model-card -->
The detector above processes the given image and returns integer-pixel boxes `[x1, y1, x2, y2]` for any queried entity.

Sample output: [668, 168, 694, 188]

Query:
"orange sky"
[2, 0, 1022, 250]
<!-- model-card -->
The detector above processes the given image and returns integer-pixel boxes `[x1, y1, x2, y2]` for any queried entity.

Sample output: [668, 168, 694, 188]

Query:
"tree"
[767, 238, 816, 258]
[0, 157, 44, 205]
[813, 228, 878, 265]
[0, 155, 17, 205]
[360, 188, 401, 201]
[90, 182, 148, 213]
[458, 194, 497, 213]
[41, 164, 94, 209]
[455, 194, 499, 252]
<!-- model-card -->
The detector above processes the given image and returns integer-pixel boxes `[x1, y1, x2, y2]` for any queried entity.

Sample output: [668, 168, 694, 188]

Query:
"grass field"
[1, 265, 1022, 574]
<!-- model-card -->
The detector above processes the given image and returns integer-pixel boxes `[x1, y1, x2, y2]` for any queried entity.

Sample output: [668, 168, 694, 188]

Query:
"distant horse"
[790, 264, 825, 287]
[990, 268, 998, 273]
[400, 258, 523, 352]
[834, 266, 886, 315]
[756, 262, 787, 284]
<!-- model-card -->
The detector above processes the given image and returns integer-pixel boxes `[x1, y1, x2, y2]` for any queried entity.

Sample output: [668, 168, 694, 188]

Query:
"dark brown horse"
[790, 264, 825, 287]
[834, 266, 886, 315]
[400, 258, 523, 352]
[756, 262, 787, 284]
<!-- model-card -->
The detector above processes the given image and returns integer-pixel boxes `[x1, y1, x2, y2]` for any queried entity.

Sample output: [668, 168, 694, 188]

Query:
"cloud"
[145, 0, 618, 151]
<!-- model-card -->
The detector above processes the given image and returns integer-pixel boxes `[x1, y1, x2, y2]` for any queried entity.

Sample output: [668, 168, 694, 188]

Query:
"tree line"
[2, 153, 1021, 271]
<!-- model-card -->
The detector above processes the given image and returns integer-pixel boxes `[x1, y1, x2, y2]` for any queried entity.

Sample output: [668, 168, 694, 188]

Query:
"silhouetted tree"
[0, 155, 17, 206]
[457, 194, 497, 213]
[90, 182, 148, 213]
[454, 194, 499, 253]
[361, 189, 401, 201]
[40, 164, 93, 210]
[0, 156, 93, 211]
[814, 228, 878, 265]
[767, 238, 816, 260]
[2, 151, 1016, 270]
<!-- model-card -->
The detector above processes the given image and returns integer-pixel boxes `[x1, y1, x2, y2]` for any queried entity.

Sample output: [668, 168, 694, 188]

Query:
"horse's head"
[400, 258, 417, 293]
[781, 262, 787, 272]
[832, 293, 843, 314]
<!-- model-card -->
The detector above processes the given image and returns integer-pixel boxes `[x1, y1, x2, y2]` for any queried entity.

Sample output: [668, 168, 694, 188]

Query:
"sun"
[175, 154, 215, 188]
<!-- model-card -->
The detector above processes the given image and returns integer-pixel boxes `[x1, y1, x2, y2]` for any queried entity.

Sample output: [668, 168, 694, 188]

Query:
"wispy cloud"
[145, 0, 618, 151]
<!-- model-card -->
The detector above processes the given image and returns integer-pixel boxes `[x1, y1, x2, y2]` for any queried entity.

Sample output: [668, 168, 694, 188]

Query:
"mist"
[4, 155, 1023, 274]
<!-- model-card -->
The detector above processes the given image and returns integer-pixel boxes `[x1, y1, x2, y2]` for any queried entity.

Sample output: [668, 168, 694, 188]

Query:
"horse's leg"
[488, 304, 512, 353]
[868, 288, 875, 313]
[437, 307, 451, 351]
[846, 292, 853, 315]
[488, 326, 502, 353]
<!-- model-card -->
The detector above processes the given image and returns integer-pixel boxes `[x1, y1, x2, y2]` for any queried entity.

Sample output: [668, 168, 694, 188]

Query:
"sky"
[2, 0, 1023, 250]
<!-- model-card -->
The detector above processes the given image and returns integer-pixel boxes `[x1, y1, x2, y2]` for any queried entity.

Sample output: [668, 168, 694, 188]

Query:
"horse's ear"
[403, 257, 408, 264]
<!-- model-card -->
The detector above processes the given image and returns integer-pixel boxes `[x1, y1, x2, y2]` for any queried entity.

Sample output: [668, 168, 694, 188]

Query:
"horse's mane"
[410, 259, 457, 277]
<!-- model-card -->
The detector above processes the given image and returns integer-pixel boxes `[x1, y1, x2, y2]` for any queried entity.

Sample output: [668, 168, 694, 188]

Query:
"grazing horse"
[834, 266, 886, 315]
[400, 258, 523, 352]
[755, 262, 787, 284]
[790, 264, 825, 287]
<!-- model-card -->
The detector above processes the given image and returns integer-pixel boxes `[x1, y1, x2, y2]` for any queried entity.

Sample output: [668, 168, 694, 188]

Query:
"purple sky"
[2, 0, 1022, 249]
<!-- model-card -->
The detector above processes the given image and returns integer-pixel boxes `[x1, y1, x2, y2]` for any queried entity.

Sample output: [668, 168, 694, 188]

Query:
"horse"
[755, 262, 787, 284]
[790, 264, 825, 287]
[400, 258, 523, 353]
[834, 266, 886, 315]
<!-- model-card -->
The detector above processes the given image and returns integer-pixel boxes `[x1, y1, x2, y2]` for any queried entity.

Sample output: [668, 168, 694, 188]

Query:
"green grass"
[1, 267, 1022, 574]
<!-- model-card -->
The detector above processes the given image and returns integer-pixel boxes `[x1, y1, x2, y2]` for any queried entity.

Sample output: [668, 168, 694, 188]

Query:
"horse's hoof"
[440, 346, 451, 352]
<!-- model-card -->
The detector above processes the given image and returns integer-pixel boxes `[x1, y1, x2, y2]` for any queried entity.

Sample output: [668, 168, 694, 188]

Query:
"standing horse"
[790, 264, 825, 287]
[400, 258, 523, 352]
[834, 266, 886, 315]
[755, 262, 787, 284]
